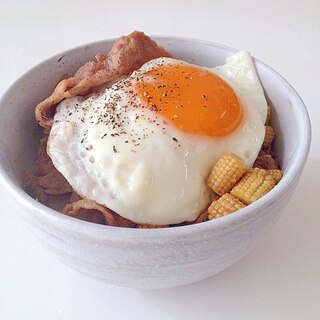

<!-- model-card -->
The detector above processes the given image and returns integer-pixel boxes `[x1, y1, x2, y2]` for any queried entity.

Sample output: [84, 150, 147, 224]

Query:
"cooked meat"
[37, 169, 73, 195]
[35, 31, 172, 129]
[62, 198, 136, 227]
[24, 135, 73, 195]
[137, 223, 169, 229]
[193, 209, 209, 224]
[253, 150, 279, 170]
[23, 171, 49, 204]
[33, 136, 56, 175]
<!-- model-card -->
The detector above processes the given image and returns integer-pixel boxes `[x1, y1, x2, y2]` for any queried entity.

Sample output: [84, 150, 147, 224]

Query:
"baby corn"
[230, 168, 276, 205]
[262, 125, 275, 150]
[267, 169, 283, 184]
[206, 152, 247, 196]
[208, 193, 246, 219]
[265, 105, 271, 124]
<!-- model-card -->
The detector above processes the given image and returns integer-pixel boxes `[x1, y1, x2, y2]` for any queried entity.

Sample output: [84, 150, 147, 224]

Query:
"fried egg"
[47, 51, 267, 225]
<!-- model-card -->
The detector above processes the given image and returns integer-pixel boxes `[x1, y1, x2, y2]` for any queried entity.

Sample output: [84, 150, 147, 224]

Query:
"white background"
[0, 1, 319, 319]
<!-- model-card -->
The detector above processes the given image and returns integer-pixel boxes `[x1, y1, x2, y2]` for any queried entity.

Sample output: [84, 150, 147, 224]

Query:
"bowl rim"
[0, 35, 311, 238]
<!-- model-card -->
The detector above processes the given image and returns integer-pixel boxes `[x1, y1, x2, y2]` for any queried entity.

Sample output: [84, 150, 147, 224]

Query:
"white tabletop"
[1, 1, 319, 319]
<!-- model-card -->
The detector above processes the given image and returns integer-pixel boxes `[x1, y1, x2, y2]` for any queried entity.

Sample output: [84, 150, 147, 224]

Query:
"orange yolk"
[134, 64, 244, 137]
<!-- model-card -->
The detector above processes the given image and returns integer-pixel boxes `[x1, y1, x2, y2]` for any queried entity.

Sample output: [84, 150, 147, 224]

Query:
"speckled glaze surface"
[0, 37, 311, 289]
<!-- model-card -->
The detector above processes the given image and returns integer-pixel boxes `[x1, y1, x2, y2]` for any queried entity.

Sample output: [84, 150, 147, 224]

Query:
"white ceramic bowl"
[0, 36, 311, 289]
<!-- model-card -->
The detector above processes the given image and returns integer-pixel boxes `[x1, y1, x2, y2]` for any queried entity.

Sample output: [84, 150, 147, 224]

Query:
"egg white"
[47, 52, 267, 225]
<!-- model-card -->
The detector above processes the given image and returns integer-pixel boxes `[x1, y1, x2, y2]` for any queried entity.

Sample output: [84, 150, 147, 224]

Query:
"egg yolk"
[134, 64, 243, 137]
